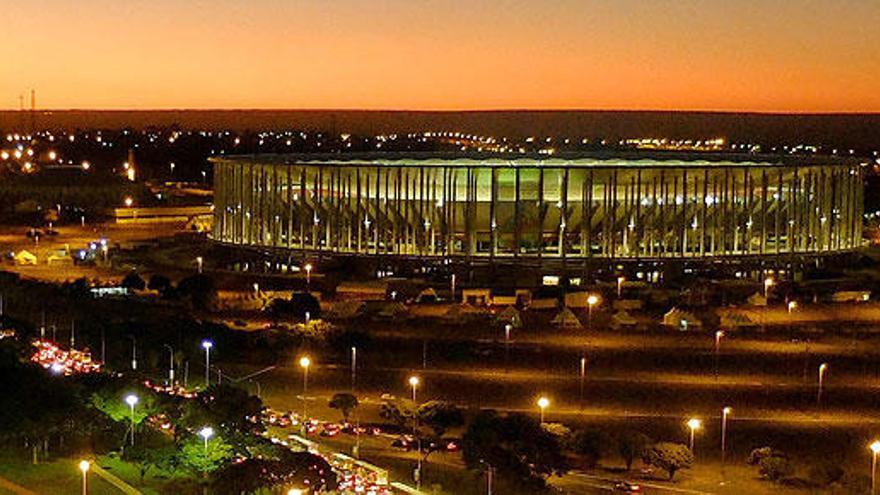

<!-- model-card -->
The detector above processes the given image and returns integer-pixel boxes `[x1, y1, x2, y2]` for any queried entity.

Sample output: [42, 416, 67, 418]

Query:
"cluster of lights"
[30, 339, 102, 375]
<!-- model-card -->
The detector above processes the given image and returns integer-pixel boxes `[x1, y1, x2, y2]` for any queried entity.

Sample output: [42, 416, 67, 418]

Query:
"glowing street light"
[304, 263, 313, 289]
[195, 256, 203, 274]
[616, 276, 625, 298]
[714, 330, 725, 379]
[409, 375, 420, 403]
[300, 356, 311, 420]
[788, 300, 798, 314]
[124, 196, 133, 208]
[504, 323, 512, 371]
[721, 407, 732, 465]
[125, 394, 139, 446]
[79, 460, 90, 495]
[287, 490, 303, 495]
[199, 426, 214, 451]
[870, 440, 880, 495]
[537, 396, 550, 424]
[587, 294, 599, 330]
[818, 362, 828, 406]
[686, 418, 701, 451]
[202, 340, 213, 388]
[764, 276, 774, 299]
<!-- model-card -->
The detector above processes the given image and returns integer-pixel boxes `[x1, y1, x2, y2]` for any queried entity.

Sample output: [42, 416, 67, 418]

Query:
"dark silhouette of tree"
[121, 272, 146, 291]
[461, 410, 567, 488]
[617, 430, 652, 471]
[418, 400, 464, 437]
[571, 428, 616, 468]
[328, 393, 359, 422]
[642, 442, 693, 480]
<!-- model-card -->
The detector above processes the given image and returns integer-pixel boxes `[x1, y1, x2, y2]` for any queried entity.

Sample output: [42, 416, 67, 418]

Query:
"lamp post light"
[300, 356, 311, 421]
[201, 340, 213, 388]
[409, 375, 420, 403]
[199, 426, 214, 451]
[163, 344, 175, 385]
[351, 346, 357, 391]
[79, 460, 90, 495]
[818, 362, 828, 406]
[686, 418, 701, 452]
[125, 394, 139, 446]
[196, 256, 203, 274]
[788, 300, 797, 314]
[504, 324, 512, 371]
[714, 330, 725, 379]
[304, 263, 313, 290]
[721, 407, 732, 465]
[617, 276, 625, 298]
[537, 396, 550, 424]
[579, 356, 587, 410]
[870, 440, 880, 495]
[764, 276, 774, 299]
[586, 295, 599, 330]
[129, 335, 137, 371]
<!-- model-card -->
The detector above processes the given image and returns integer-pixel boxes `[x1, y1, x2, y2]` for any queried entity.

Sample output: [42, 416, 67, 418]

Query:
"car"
[613, 481, 642, 493]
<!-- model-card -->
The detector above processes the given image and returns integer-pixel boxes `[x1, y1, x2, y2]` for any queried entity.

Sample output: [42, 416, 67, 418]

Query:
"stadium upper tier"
[211, 152, 865, 263]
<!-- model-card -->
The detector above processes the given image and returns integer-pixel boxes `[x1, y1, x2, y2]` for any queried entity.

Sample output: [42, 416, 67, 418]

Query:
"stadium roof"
[211, 151, 865, 169]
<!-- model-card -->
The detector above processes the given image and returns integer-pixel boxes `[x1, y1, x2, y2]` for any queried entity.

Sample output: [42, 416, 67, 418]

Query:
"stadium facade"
[211, 152, 864, 273]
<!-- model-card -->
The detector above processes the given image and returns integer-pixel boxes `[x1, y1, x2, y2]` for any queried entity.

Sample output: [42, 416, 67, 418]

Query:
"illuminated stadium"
[211, 152, 864, 273]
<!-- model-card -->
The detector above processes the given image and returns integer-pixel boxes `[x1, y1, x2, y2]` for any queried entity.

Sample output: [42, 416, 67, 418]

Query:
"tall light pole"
[79, 460, 90, 495]
[537, 396, 549, 424]
[504, 324, 512, 371]
[721, 407, 732, 465]
[202, 340, 213, 388]
[587, 295, 599, 330]
[818, 362, 828, 406]
[617, 276, 625, 298]
[714, 330, 724, 379]
[125, 394, 138, 446]
[300, 356, 311, 421]
[304, 263, 313, 290]
[128, 335, 137, 371]
[351, 346, 357, 391]
[686, 418, 701, 452]
[199, 426, 214, 452]
[764, 276, 774, 299]
[196, 256, 203, 274]
[579, 356, 587, 410]
[870, 440, 880, 495]
[163, 344, 174, 385]
[409, 375, 420, 403]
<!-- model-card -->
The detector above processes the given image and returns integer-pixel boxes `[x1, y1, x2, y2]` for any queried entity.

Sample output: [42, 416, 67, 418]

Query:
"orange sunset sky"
[1, 0, 878, 112]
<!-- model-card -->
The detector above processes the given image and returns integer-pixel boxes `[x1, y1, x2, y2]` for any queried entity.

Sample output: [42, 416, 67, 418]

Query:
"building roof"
[211, 151, 864, 169]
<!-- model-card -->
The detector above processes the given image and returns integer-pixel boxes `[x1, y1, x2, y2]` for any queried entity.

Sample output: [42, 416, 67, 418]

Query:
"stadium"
[211, 152, 864, 278]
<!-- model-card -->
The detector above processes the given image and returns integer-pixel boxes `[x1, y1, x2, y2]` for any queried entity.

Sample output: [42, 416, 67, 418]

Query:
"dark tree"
[290, 292, 321, 319]
[617, 430, 652, 471]
[148, 274, 173, 295]
[176, 274, 217, 311]
[328, 393, 359, 422]
[121, 272, 146, 291]
[642, 442, 693, 481]
[571, 428, 616, 468]
[417, 400, 464, 437]
[462, 410, 568, 488]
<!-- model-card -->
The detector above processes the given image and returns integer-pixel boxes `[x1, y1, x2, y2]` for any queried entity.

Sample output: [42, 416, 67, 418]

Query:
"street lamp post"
[199, 426, 214, 452]
[351, 346, 357, 391]
[764, 276, 774, 299]
[714, 330, 724, 380]
[617, 276, 625, 298]
[587, 295, 599, 330]
[870, 440, 880, 495]
[721, 407, 732, 465]
[79, 460, 90, 495]
[579, 356, 586, 410]
[125, 394, 138, 446]
[129, 335, 137, 371]
[504, 324, 512, 371]
[686, 418, 701, 452]
[304, 263, 313, 290]
[300, 356, 311, 421]
[537, 397, 549, 424]
[409, 376, 420, 403]
[163, 344, 174, 385]
[201, 340, 213, 388]
[196, 256, 203, 274]
[818, 362, 828, 406]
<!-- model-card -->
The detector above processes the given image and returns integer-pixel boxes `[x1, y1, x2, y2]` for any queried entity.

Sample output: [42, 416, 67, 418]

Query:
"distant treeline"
[2, 109, 880, 151]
